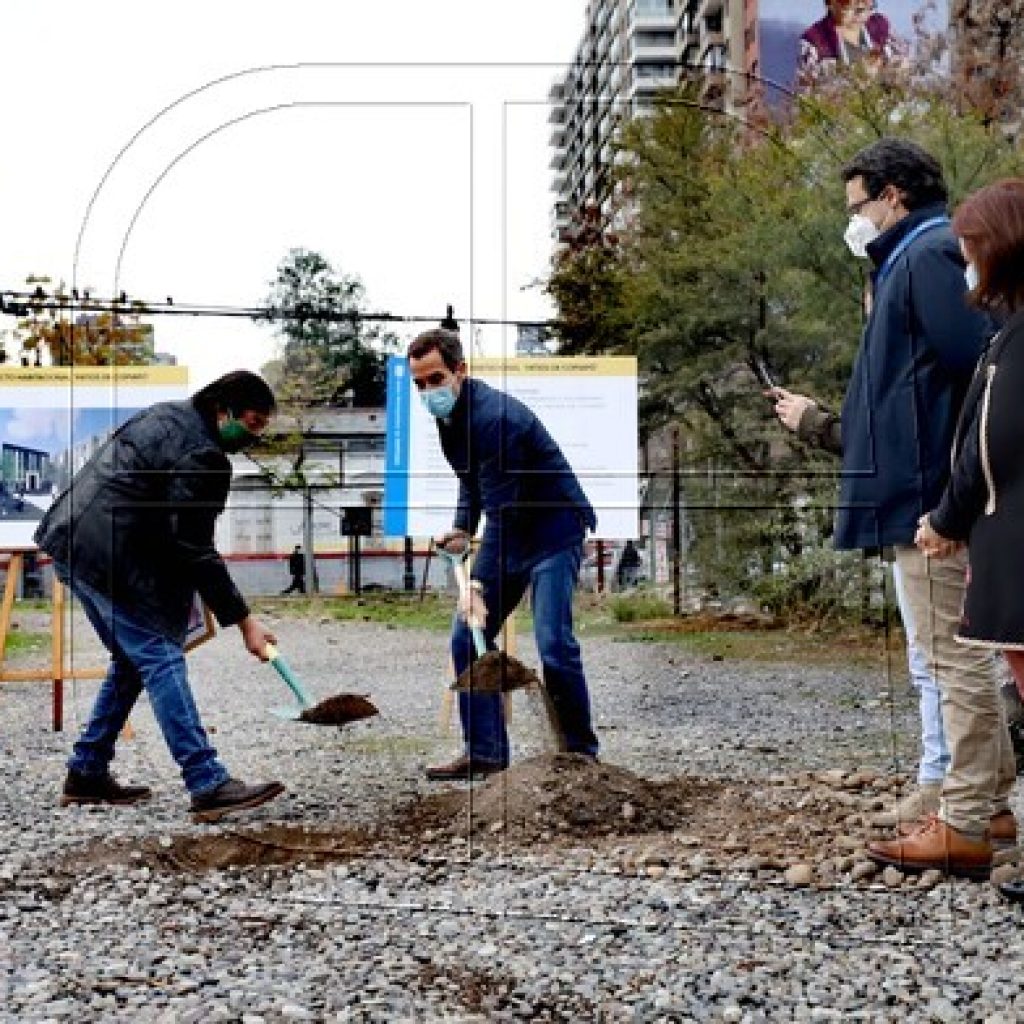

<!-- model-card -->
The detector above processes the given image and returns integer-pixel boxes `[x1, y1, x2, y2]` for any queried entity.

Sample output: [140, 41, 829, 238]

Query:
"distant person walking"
[616, 540, 642, 590]
[282, 544, 307, 596]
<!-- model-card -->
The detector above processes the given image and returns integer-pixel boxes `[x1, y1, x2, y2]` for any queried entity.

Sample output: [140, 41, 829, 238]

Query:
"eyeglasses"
[846, 196, 875, 216]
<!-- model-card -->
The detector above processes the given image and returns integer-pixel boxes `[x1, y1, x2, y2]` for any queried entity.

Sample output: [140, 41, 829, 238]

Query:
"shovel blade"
[270, 705, 303, 720]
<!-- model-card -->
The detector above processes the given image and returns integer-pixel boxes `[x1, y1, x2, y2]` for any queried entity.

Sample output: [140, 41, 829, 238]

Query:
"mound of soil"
[299, 694, 379, 725]
[451, 652, 541, 693]
[399, 753, 727, 842]
[57, 761, 932, 888]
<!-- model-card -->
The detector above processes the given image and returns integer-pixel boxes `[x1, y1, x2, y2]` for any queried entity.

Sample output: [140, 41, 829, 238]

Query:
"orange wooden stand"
[0, 552, 106, 732]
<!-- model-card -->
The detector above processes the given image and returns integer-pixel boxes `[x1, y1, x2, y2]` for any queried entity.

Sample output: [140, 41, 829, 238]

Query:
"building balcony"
[549, 124, 567, 149]
[549, 146, 568, 170]
[631, 41, 679, 61]
[633, 0, 675, 22]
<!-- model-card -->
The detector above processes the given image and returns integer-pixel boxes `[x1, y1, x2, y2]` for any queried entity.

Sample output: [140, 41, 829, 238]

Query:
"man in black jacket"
[771, 139, 1015, 877]
[35, 371, 286, 822]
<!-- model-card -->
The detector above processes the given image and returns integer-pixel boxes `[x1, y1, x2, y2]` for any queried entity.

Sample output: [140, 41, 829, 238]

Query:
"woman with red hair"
[917, 181, 1024, 694]
[915, 179, 1024, 901]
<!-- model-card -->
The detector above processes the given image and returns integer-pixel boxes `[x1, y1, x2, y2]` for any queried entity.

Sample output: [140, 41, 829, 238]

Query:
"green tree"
[547, 66, 1024, 609]
[259, 248, 396, 408]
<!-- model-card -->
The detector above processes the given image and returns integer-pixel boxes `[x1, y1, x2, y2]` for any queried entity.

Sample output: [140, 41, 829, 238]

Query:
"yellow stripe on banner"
[468, 357, 636, 377]
[0, 366, 189, 387]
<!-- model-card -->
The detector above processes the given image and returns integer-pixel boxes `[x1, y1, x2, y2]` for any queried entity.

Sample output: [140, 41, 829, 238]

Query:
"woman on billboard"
[798, 0, 907, 85]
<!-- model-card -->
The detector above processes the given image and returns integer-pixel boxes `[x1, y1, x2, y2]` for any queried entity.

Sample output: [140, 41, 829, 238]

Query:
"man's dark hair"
[407, 328, 465, 371]
[192, 370, 276, 421]
[841, 138, 948, 210]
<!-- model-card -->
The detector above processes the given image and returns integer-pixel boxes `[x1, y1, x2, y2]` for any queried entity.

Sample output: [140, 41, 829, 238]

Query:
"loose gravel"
[1, 605, 1023, 1022]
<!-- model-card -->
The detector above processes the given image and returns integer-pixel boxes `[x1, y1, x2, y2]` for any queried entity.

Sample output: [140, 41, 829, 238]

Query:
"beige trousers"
[893, 544, 1016, 835]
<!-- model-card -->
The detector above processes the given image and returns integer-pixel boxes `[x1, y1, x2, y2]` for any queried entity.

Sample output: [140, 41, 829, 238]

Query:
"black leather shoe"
[190, 778, 285, 823]
[425, 755, 506, 782]
[1000, 878, 1024, 905]
[60, 770, 152, 807]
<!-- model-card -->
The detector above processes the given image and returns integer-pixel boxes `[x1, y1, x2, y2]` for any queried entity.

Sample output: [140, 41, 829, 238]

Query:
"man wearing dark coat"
[407, 328, 599, 780]
[35, 370, 286, 822]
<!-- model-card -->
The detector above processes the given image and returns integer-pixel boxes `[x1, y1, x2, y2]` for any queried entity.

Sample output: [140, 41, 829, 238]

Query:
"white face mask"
[965, 262, 980, 291]
[844, 213, 880, 259]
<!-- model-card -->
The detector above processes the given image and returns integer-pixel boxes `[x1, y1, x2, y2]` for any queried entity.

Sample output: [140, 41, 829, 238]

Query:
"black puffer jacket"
[35, 400, 248, 643]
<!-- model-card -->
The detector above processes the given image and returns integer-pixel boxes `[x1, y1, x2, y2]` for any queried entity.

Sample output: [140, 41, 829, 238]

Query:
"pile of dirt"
[391, 756, 909, 865]
[451, 652, 541, 693]
[299, 694, 379, 725]
[396, 753, 728, 842]
[57, 762, 943, 887]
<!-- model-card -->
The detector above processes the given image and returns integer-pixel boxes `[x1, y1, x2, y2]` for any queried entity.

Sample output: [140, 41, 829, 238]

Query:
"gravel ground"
[2, 606, 1023, 1022]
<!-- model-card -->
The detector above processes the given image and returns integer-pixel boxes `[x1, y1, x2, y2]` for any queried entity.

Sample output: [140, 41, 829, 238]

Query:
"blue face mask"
[420, 385, 458, 419]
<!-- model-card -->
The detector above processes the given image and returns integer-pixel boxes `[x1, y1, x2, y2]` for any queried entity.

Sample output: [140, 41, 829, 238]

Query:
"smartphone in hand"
[752, 355, 778, 390]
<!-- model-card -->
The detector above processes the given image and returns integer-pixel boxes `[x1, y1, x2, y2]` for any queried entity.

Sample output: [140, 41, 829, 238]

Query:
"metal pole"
[303, 485, 318, 595]
[672, 425, 682, 616]
[403, 536, 416, 591]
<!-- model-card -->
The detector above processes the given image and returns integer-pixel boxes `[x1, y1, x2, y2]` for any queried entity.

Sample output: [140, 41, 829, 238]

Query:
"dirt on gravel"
[65, 754, 997, 887]
[69, 824, 374, 876]
[298, 694, 379, 726]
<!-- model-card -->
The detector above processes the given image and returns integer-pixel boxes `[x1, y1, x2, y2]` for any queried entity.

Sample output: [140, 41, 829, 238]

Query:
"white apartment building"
[549, 0, 748, 239]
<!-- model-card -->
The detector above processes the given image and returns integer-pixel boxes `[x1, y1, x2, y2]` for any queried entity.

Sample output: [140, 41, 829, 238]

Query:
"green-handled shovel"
[265, 642, 315, 720]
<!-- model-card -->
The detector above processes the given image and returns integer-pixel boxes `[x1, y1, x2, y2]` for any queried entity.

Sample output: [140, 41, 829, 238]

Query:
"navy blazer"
[436, 377, 596, 579]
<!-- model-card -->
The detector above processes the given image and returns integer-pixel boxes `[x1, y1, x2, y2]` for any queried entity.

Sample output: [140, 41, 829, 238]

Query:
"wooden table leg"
[0, 553, 24, 673]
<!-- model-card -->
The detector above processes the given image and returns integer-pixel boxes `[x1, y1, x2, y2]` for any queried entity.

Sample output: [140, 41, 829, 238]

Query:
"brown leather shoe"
[425, 754, 506, 782]
[868, 816, 992, 881]
[896, 809, 1018, 849]
[990, 810, 1018, 848]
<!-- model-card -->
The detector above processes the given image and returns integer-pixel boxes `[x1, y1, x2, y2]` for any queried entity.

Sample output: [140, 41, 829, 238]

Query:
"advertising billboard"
[384, 355, 639, 540]
[0, 366, 189, 550]
[758, 0, 950, 101]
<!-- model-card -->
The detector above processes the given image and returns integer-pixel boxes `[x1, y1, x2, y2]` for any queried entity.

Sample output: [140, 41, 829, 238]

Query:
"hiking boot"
[190, 778, 285, 823]
[867, 815, 992, 881]
[60, 770, 152, 807]
[898, 809, 1018, 849]
[425, 755, 506, 782]
[869, 782, 941, 829]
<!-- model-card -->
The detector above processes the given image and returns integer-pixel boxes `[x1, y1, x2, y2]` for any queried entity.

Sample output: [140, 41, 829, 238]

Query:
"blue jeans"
[893, 561, 950, 784]
[56, 565, 229, 795]
[451, 543, 599, 764]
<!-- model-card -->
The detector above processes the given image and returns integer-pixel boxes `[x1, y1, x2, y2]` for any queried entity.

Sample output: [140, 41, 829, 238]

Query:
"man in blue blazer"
[407, 328, 599, 780]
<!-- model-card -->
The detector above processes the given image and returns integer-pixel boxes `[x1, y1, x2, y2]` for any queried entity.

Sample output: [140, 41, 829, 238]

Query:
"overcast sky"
[0, 1, 586, 388]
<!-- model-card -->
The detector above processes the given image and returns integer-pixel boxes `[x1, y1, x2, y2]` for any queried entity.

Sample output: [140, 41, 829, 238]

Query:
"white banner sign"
[384, 356, 639, 539]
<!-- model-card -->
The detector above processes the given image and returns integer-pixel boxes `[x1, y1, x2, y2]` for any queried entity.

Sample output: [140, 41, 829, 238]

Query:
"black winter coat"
[833, 203, 993, 550]
[34, 400, 248, 643]
[930, 309, 1024, 647]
